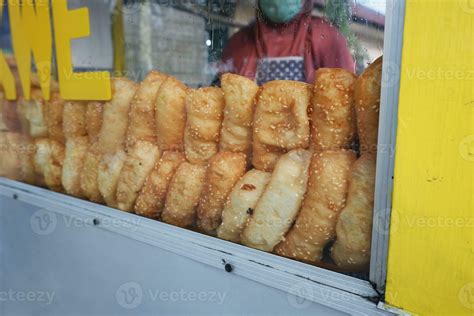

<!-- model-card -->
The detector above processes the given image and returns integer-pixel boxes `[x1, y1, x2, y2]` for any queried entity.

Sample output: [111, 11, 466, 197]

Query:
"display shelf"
[0, 178, 393, 316]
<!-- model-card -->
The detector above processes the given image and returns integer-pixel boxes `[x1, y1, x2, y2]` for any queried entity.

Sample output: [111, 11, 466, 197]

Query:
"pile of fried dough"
[0, 56, 383, 272]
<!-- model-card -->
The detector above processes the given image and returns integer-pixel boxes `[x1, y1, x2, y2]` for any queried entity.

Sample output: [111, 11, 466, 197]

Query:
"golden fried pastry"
[97, 78, 138, 154]
[331, 154, 376, 271]
[162, 162, 207, 228]
[0, 132, 39, 184]
[253, 80, 312, 171]
[1, 97, 22, 132]
[155, 76, 188, 152]
[252, 141, 286, 173]
[17, 89, 48, 138]
[80, 141, 104, 203]
[63, 101, 87, 139]
[184, 87, 225, 165]
[98, 150, 127, 208]
[30, 74, 60, 93]
[217, 169, 271, 243]
[45, 92, 65, 144]
[0, 132, 21, 180]
[62, 136, 89, 197]
[219, 73, 259, 160]
[241, 149, 311, 252]
[134, 151, 186, 219]
[12, 133, 37, 184]
[116, 141, 161, 212]
[33, 138, 65, 192]
[274, 150, 356, 262]
[196, 152, 247, 234]
[126, 71, 167, 149]
[85, 101, 104, 143]
[311, 68, 357, 151]
[355, 57, 383, 154]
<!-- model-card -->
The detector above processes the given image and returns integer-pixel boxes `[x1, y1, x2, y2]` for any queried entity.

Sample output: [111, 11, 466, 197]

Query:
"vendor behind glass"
[221, 0, 355, 85]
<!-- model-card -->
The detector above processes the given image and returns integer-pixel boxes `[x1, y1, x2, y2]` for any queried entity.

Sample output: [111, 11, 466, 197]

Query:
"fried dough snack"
[253, 80, 311, 171]
[196, 152, 247, 234]
[17, 89, 48, 138]
[98, 150, 127, 208]
[219, 73, 259, 159]
[134, 151, 186, 219]
[241, 149, 311, 251]
[217, 169, 271, 243]
[45, 92, 65, 144]
[126, 71, 167, 149]
[155, 76, 188, 152]
[97, 78, 138, 154]
[355, 57, 383, 154]
[331, 154, 376, 271]
[62, 136, 89, 197]
[63, 101, 87, 139]
[116, 141, 161, 212]
[80, 142, 104, 203]
[0, 132, 21, 180]
[0, 132, 42, 185]
[29, 74, 60, 94]
[85, 101, 104, 143]
[17, 135, 37, 184]
[311, 68, 357, 151]
[1, 97, 21, 132]
[274, 150, 356, 262]
[4, 133, 37, 184]
[33, 138, 65, 192]
[184, 87, 225, 165]
[162, 162, 207, 228]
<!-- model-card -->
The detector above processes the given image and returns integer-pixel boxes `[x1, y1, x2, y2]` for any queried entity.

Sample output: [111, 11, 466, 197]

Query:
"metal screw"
[224, 263, 233, 273]
[93, 218, 100, 226]
[12, 194, 18, 200]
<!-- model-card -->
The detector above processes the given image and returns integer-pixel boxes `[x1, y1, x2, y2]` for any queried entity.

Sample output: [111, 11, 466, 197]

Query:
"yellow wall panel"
[386, 1, 473, 315]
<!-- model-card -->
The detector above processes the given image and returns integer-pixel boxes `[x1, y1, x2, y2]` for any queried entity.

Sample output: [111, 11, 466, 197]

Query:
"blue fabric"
[0, 3, 12, 52]
[256, 56, 305, 85]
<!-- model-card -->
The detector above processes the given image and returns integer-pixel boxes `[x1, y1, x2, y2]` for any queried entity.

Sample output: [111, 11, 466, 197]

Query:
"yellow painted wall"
[385, 1, 474, 315]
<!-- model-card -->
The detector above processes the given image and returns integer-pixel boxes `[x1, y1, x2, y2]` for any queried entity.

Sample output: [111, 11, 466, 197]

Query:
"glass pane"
[0, 0, 386, 281]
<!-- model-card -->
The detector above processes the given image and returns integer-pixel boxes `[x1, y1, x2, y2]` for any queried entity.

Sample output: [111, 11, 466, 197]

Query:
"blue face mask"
[259, 0, 303, 24]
